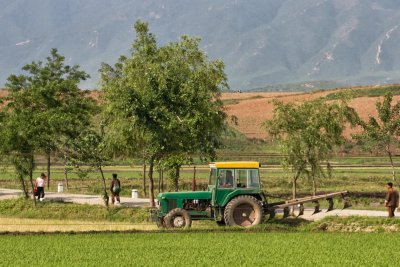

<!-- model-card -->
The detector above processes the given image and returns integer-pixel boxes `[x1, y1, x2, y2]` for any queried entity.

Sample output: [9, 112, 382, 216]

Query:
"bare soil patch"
[223, 89, 400, 139]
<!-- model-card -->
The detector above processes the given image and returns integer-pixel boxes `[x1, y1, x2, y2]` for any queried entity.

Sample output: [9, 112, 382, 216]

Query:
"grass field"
[0, 231, 399, 266]
[0, 198, 149, 223]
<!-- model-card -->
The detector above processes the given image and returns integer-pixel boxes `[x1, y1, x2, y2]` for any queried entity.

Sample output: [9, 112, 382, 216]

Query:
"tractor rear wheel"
[164, 208, 192, 229]
[224, 195, 264, 227]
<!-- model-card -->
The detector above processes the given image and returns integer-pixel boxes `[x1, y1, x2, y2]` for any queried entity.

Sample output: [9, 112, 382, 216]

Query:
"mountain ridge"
[1, 0, 400, 90]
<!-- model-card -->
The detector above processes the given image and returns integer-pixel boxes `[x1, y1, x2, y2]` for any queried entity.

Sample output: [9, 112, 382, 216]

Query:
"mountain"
[1, 0, 400, 90]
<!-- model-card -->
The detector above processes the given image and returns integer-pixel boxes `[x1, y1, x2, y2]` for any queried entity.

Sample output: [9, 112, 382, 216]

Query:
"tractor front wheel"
[224, 195, 264, 227]
[164, 208, 192, 229]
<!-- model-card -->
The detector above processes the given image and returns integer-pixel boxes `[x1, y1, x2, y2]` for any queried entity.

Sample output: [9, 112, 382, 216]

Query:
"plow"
[150, 162, 350, 228]
[266, 191, 350, 219]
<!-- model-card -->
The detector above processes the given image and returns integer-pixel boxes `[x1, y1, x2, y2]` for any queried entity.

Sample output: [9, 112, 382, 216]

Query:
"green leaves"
[354, 93, 400, 153]
[265, 99, 349, 195]
[1, 48, 96, 193]
[100, 20, 227, 161]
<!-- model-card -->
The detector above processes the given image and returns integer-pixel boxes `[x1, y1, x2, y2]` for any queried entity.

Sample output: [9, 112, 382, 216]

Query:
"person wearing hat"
[110, 173, 121, 205]
[35, 173, 46, 201]
[385, 182, 399, 218]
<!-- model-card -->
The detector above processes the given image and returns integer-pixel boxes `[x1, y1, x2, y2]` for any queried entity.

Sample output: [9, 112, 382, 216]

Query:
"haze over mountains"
[1, 0, 400, 90]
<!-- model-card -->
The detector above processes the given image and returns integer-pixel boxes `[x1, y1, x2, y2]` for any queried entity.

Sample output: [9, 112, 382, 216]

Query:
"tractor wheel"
[164, 208, 192, 229]
[224, 195, 264, 227]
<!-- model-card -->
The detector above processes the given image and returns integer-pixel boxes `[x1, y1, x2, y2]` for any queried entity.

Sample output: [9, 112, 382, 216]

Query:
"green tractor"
[150, 161, 348, 228]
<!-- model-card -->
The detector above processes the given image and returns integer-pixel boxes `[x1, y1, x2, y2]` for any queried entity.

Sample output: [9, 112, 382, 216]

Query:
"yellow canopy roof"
[210, 162, 260, 169]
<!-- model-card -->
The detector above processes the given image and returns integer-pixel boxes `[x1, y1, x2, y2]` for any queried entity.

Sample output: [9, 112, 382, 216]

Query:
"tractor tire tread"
[164, 208, 192, 229]
[224, 195, 264, 227]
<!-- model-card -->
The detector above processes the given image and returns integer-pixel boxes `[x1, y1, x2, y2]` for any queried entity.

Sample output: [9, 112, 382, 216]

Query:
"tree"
[4, 48, 95, 190]
[100, 21, 227, 206]
[352, 93, 400, 186]
[265, 99, 349, 198]
[65, 129, 112, 207]
[0, 97, 38, 203]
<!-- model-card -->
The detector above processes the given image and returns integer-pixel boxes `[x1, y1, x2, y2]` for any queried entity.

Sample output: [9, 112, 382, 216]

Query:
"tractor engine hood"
[158, 191, 212, 200]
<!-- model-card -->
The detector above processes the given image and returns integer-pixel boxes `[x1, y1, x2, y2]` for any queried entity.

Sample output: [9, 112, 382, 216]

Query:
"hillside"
[224, 85, 400, 139]
[2, 1, 400, 90]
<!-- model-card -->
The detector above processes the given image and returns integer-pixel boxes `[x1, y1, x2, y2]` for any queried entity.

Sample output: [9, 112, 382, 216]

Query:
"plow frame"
[265, 191, 350, 219]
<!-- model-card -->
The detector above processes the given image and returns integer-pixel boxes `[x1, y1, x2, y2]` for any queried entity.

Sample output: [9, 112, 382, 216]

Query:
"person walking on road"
[385, 182, 399, 218]
[110, 173, 121, 205]
[35, 173, 46, 201]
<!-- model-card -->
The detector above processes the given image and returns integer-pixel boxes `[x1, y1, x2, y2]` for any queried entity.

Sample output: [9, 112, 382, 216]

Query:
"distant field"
[0, 232, 399, 266]
[223, 85, 400, 139]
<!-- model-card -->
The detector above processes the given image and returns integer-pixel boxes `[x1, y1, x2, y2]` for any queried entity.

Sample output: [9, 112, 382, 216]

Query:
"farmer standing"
[35, 173, 46, 201]
[110, 173, 121, 205]
[385, 182, 399, 218]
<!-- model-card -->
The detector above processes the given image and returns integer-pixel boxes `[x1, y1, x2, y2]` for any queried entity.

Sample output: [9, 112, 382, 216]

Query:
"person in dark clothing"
[385, 182, 399, 218]
[110, 173, 121, 205]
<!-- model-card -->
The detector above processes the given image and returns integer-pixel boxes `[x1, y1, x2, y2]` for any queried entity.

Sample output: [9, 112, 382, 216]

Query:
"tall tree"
[4, 49, 95, 189]
[352, 93, 400, 186]
[0, 96, 37, 202]
[100, 21, 227, 206]
[265, 99, 349, 198]
[65, 128, 112, 207]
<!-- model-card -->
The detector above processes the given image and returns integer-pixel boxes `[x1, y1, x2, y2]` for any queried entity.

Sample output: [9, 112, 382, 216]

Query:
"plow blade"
[297, 204, 304, 217]
[267, 191, 349, 218]
[312, 201, 321, 215]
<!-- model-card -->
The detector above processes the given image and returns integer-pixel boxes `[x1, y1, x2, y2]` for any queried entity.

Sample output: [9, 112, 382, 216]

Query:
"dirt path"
[0, 188, 149, 207]
[298, 208, 388, 220]
[0, 188, 392, 220]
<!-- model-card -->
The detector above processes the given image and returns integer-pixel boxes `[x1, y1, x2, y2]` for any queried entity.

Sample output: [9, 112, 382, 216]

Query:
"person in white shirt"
[35, 173, 46, 201]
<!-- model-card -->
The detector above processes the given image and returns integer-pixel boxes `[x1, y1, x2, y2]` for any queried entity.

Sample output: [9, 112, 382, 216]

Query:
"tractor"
[150, 161, 348, 228]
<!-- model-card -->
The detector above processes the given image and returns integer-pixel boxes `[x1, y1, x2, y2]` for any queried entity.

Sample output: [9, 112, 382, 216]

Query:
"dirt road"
[0, 188, 149, 207]
[0, 188, 391, 220]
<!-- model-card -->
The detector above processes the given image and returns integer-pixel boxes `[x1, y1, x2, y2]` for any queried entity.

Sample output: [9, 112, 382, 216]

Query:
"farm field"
[1, 232, 399, 266]
[0, 217, 155, 232]
[223, 86, 400, 139]
[0, 162, 395, 197]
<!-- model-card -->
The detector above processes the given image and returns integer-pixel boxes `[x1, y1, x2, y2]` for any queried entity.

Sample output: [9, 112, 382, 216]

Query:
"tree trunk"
[192, 166, 196, 191]
[64, 165, 69, 190]
[290, 171, 300, 216]
[292, 176, 297, 200]
[386, 146, 399, 187]
[29, 165, 36, 207]
[161, 170, 164, 192]
[99, 166, 109, 208]
[19, 174, 29, 199]
[174, 165, 180, 192]
[142, 162, 147, 197]
[311, 165, 317, 196]
[158, 169, 161, 193]
[46, 151, 51, 190]
[148, 157, 155, 207]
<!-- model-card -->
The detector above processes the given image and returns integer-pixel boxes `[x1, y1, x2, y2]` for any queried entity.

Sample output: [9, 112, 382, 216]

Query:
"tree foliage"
[1, 49, 95, 198]
[265, 99, 349, 197]
[352, 93, 400, 186]
[100, 21, 227, 206]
